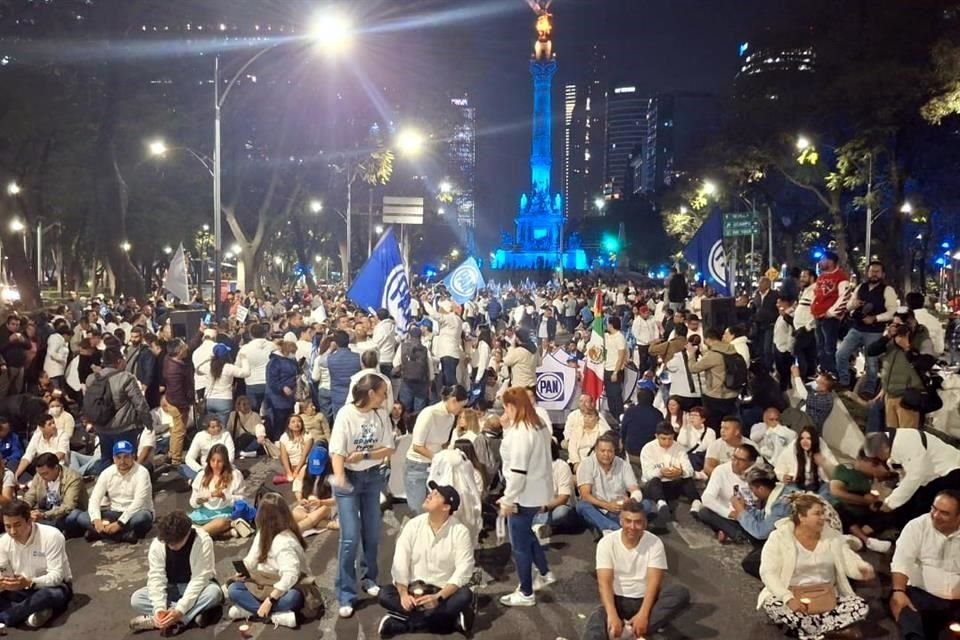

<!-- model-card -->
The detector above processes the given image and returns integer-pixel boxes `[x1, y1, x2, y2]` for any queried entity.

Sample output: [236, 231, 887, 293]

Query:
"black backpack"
[83, 371, 120, 425]
[400, 341, 430, 382]
[721, 351, 748, 392]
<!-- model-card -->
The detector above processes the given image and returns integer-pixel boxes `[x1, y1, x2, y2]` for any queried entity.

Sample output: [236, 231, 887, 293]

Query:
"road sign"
[382, 196, 424, 225]
[722, 212, 759, 237]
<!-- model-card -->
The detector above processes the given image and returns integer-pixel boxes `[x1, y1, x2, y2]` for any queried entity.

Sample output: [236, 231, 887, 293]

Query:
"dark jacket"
[162, 356, 194, 409]
[265, 352, 299, 411]
[620, 400, 661, 456]
[0, 431, 23, 468]
[0, 326, 27, 368]
[668, 273, 688, 304]
[867, 337, 924, 398]
[751, 289, 779, 327]
[322, 349, 362, 410]
[85, 367, 152, 433]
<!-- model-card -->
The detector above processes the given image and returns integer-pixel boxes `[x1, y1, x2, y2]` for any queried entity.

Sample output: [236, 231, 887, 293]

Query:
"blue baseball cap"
[212, 343, 232, 359]
[307, 444, 329, 476]
[112, 440, 134, 456]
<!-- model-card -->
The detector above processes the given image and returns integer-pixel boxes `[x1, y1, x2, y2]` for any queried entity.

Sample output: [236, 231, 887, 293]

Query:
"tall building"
[562, 83, 577, 219]
[734, 39, 816, 102]
[568, 43, 607, 218]
[639, 92, 721, 194]
[603, 83, 648, 201]
[448, 94, 477, 234]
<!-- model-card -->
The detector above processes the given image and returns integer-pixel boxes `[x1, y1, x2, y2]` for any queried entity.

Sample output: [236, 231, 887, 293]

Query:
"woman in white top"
[664, 397, 689, 433]
[498, 386, 555, 608]
[404, 385, 468, 515]
[472, 328, 493, 396]
[43, 321, 71, 387]
[203, 344, 250, 427]
[775, 426, 837, 498]
[759, 494, 872, 640]
[566, 411, 609, 469]
[676, 406, 716, 474]
[227, 493, 308, 628]
[423, 297, 464, 387]
[48, 396, 75, 439]
[182, 416, 236, 480]
[329, 373, 396, 618]
[279, 415, 314, 500]
[188, 443, 244, 538]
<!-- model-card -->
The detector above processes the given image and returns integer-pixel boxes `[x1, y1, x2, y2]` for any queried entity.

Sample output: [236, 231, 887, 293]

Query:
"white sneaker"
[270, 611, 297, 628]
[845, 534, 864, 552]
[129, 615, 156, 632]
[532, 570, 557, 592]
[338, 605, 355, 618]
[25, 609, 52, 628]
[531, 523, 552, 546]
[499, 589, 536, 607]
[690, 499, 703, 514]
[866, 537, 893, 553]
[365, 583, 381, 597]
[227, 605, 248, 620]
[239, 450, 257, 459]
[231, 519, 254, 538]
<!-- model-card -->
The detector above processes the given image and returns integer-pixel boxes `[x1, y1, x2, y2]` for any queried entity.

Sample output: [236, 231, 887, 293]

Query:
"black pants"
[582, 582, 690, 640]
[898, 586, 960, 640]
[636, 345, 651, 373]
[379, 584, 472, 634]
[702, 396, 738, 435]
[893, 468, 960, 528]
[741, 546, 763, 579]
[794, 328, 817, 381]
[604, 370, 624, 419]
[643, 477, 700, 504]
[774, 349, 794, 392]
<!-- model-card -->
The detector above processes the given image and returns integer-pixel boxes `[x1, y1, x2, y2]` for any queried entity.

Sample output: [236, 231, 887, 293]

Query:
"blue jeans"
[509, 506, 549, 596]
[836, 328, 883, 392]
[816, 318, 841, 376]
[0, 583, 72, 626]
[316, 388, 333, 424]
[439, 357, 458, 387]
[404, 461, 430, 515]
[69, 451, 100, 476]
[532, 503, 576, 530]
[205, 398, 233, 427]
[72, 508, 154, 540]
[97, 429, 142, 475]
[246, 384, 266, 412]
[576, 501, 622, 533]
[131, 582, 223, 621]
[227, 581, 302, 614]
[334, 467, 385, 606]
[398, 380, 429, 414]
[179, 464, 199, 481]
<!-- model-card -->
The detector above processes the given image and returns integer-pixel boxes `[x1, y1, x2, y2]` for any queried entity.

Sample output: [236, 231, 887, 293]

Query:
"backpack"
[83, 371, 120, 425]
[400, 341, 429, 382]
[721, 351, 748, 392]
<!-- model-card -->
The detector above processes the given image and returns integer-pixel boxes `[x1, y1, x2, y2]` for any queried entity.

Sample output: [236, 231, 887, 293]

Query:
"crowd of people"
[0, 257, 956, 639]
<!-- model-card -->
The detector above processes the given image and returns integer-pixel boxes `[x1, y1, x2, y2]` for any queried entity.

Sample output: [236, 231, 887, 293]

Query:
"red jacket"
[811, 268, 850, 319]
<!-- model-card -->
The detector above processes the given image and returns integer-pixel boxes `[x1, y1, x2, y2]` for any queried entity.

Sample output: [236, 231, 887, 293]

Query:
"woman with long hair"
[404, 385, 469, 515]
[775, 426, 837, 497]
[280, 414, 314, 500]
[182, 415, 235, 480]
[292, 444, 338, 533]
[227, 494, 308, 628]
[499, 386, 555, 607]
[188, 444, 244, 538]
[759, 494, 873, 640]
[449, 407, 482, 444]
[203, 343, 250, 426]
[665, 396, 687, 433]
[329, 373, 396, 619]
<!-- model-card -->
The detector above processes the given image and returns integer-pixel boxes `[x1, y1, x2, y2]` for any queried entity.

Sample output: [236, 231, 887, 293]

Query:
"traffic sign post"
[722, 212, 759, 237]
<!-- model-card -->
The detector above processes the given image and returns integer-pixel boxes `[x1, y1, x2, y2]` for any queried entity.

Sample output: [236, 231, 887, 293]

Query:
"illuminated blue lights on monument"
[491, 3, 587, 272]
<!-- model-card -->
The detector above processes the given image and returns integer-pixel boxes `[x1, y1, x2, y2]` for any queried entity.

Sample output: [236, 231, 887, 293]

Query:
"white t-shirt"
[552, 459, 573, 505]
[407, 402, 456, 464]
[604, 331, 627, 372]
[279, 433, 312, 468]
[705, 437, 757, 465]
[2, 469, 15, 492]
[596, 530, 668, 598]
[330, 404, 396, 471]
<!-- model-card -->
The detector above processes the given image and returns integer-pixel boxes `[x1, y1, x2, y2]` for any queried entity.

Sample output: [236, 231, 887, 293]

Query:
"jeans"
[68, 452, 100, 476]
[604, 370, 624, 420]
[897, 585, 960, 640]
[334, 467, 385, 606]
[96, 429, 142, 475]
[130, 582, 223, 621]
[245, 384, 266, 412]
[0, 583, 72, 627]
[439, 357, 459, 387]
[816, 317, 841, 375]
[794, 328, 818, 381]
[39, 510, 83, 536]
[404, 461, 430, 515]
[379, 584, 473, 634]
[179, 464, 198, 481]
[836, 328, 883, 391]
[695, 507, 757, 544]
[532, 503, 577, 530]
[754, 324, 774, 371]
[583, 582, 690, 640]
[316, 388, 333, 424]
[205, 398, 233, 427]
[398, 380, 429, 414]
[73, 508, 154, 540]
[576, 501, 622, 533]
[227, 582, 303, 614]
[509, 506, 549, 597]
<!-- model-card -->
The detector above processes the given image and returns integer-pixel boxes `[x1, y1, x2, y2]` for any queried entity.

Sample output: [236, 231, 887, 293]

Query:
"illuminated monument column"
[493, 7, 587, 272]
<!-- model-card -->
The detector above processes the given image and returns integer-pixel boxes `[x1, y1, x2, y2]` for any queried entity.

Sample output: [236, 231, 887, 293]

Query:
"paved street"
[26, 457, 903, 640]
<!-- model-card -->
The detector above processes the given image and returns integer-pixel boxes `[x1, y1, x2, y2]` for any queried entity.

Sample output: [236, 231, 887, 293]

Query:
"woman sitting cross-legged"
[292, 444, 338, 534]
[226, 494, 310, 629]
[758, 494, 874, 640]
[187, 444, 246, 539]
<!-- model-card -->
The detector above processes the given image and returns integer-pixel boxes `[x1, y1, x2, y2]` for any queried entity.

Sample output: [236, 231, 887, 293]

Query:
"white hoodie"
[239, 337, 277, 386]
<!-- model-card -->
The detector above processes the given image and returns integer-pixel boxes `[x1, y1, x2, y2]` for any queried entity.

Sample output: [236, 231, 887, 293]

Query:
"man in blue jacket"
[264, 336, 299, 440]
[0, 418, 23, 471]
[314, 330, 361, 421]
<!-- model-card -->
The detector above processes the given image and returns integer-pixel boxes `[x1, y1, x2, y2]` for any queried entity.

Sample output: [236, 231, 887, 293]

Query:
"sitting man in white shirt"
[748, 408, 796, 465]
[532, 439, 577, 544]
[696, 443, 761, 544]
[640, 422, 702, 523]
[889, 490, 960, 640]
[0, 499, 73, 629]
[576, 433, 647, 539]
[377, 483, 475, 638]
[129, 510, 223, 634]
[14, 414, 70, 481]
[73, 440, 154, 543]
[703, 416, 757, 478]
[583, 500, 690, 640]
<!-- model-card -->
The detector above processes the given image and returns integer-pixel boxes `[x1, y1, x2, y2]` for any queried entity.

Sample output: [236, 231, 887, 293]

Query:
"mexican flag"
[582, 290, 605, 402]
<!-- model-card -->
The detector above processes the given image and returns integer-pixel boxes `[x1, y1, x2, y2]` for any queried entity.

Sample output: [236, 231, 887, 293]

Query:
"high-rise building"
[639, 92, 721, 194]
[562, 83, 577, 219]
[448, 94, 477, 234]
[568, 43, 606, 217]
[603, 83, 648, 201]
[734, 39, 816, 102]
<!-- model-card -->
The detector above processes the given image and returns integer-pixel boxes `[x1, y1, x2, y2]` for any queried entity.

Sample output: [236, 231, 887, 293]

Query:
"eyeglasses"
[732, 456, 750, 462]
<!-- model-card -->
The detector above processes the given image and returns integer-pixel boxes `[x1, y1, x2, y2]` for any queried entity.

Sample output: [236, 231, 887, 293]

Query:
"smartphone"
[732, 484, 741, 498]
[203, 312, 213, 325]
[233, 560, 252, 579]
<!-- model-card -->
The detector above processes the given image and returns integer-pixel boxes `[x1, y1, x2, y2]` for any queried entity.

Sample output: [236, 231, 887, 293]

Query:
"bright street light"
[701, 180, 718, 197]
[450, 249, 460, 258]
[273, 256, 282, 266]
[796, 135, 812, 151]
[147, 139, 168, 157]
[438, 207, 445, 215]
[439, 181, 453, 194]
[396, 128, 426, 157]
[202, 224, 210, 232]
[679, 205, 688, 214]
[120, 241, 132, 252]
[374, 224, 384, 234]
[5, 181, 21, 196]
[900, 201, 913, 214]
[953, 251, 960, 261]
[314, 254, 322, 263]
[594, 197, 606, 211]
[224, 251, 234, 259]
[230, 243, 241, 254]
[163, 245, 173, 255]
[308, 10, 354, 53]
[9, 219, 24, 233]
[308, 199, 323, 214]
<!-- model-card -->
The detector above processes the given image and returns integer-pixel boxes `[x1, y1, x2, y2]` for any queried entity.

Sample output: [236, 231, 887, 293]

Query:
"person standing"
[237, 323, 276, 412]
[404, 386, 468, 515]
[423, 298, 464, 388]
[371, 309, 398, 378]
[317, 331, 362, 423]
[264, 337, 299, 441]
[749, 277, 779, 372]
[161, 339, 194, 467]
[836, 261, 897, 394]
[686, 329, 741, 434]
[794, 269, 818, 381]
[811, 252, 851, 376]
[42, 320, 71, 390]
[667, 268, 687, 312]
[631, 305, 660, 373]
[603, 317, 628, 421]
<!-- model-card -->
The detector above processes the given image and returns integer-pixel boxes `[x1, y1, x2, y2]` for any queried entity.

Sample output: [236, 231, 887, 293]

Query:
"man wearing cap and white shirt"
[0, 499, 74, 629]
[377, 482, 475, 638]
[71, 440, 154, 543]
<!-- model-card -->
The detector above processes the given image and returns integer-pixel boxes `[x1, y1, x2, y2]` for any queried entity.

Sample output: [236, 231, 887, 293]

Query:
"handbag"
[789, 583, 837, 614]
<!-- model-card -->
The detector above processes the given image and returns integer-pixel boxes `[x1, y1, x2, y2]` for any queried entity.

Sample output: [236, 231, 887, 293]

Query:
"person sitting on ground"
[188, 444, 245, 539]
[582, 499, 691, 640]
[14, 414, 70, 480]
[829, 449, 898, 554]
[129, 510, 223, 635]
[774, 426, 837, 498]
[790, 365, 837, 433]
[0, 499, 73, 629]
[182, 415, 235, 481]
[0, 455, 15, 512]
[562, 394, 612, 447]
[292, 445, 337, 534]
[226, 395, 268, 456]
[226, 493, 309, 629]
[532, 439, 577, 543]
[376, 483, 475, 638]
[0, 418, 23, 472]
[566, 409, 610, 471]
[758, 494, 873, 640]
[21, 452, 87, 534]
[640, 422, 702, 523]
[889, 490, 960, 640]
[697, 443, 760, 544]
[298, 401, 330, 444]
[576, 433, 647, 538]
[749, 407, 797, 466]
[675, 405, 716, 476]
[703, 416, 756, 478]
[278, 414, 314, 500]
[74, 440, 154, 543]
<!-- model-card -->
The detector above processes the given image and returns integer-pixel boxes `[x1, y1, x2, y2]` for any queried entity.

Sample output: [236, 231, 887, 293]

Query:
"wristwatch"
[269, 596, 280, 605]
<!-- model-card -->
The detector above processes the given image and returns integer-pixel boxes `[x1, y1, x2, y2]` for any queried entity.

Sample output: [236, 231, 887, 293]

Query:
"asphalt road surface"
[25, 457, 906, 640]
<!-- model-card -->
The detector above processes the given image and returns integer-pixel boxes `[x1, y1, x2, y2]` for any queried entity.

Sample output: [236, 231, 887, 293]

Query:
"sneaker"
[378, 613, 407, 638]
[865, 537, 893, 554]
[338, 605, 354, 619]
[227, 605, 249, 620]
[231, 519, 254, 538]
[364, 582, 381, 597]
[532, 570, 557, 592]
[129, 614, 157, 632]
[532, 523, 552, 546]
[25, 609, 53, 628]
[845, 534, 864, 552]
[239, 450, 257, 459]
[499, 589, 536, 607]
[193, 606, 220, 628]
[120, 530, 140, 544]
[270, 611, 297, 629]
[657, 502, 671, 523]
[85, 529, 101, 543]
[690, 499, 703, 514]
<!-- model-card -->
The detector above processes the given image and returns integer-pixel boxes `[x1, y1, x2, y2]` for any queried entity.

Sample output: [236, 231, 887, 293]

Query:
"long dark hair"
[351, 373, 386, 409]
[454, 438, 489, 490]
[794, 426, 822, 491]
[254, 493, 307, 563]
[201, 444, 234, 490]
